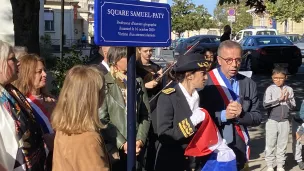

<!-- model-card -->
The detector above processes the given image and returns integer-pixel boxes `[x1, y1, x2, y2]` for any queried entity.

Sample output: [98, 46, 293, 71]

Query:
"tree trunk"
[10, 0, 40, 55]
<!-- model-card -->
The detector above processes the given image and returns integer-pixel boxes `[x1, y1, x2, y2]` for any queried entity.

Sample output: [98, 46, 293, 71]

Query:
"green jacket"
[99, 73, 151, 150]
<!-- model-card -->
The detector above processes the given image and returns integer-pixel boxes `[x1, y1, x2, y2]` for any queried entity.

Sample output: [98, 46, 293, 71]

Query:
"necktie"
[223, 79, 234, 144]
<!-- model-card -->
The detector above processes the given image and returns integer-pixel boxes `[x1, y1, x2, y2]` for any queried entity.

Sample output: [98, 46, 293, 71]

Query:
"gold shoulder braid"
[197, 62, 211, 68]
[162, 88, 175, 95]
[178, 118, 194, 138]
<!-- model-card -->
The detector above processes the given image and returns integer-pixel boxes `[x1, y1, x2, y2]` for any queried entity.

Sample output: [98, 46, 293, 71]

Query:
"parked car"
[174, 35, 220, 57]
[281, 34, 302, 43]
[241, 35, 302, 74]
[233, 27, 278, 43]
[294, 37, 304, 57]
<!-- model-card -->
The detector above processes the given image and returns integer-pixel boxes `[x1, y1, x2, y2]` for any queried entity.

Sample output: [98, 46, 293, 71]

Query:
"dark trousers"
[229, 145, 247, 171]
[112, 147, 146, 171]
[145, 126, 158, 171]
[45, 151, 53, 171]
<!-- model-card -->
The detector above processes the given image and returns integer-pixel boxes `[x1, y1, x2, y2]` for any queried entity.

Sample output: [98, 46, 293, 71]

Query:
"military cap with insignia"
[173, 53, 211, 72]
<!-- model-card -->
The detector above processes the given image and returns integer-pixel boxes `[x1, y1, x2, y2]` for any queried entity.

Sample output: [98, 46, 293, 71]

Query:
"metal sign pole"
[127, 47, 136, 171]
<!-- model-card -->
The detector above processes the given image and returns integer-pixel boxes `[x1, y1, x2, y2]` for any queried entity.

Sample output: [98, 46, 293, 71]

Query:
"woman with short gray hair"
[13, 46, 28, 60]
[0, 40, 46, 171]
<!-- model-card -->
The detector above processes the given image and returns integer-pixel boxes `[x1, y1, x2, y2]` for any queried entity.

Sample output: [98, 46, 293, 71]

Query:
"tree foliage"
[266, 0, 304, 23]
[51, 48, 89, 96]
[213, 1, 253, 33]
[191, 5, 215, 31]
[219, 0, 277, 13]
[171, 0, 213, 37]
[171, 0, 195, 37]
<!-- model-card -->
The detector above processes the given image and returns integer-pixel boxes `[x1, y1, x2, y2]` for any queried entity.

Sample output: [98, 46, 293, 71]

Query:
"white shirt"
[101, 60, 110, 71]
[178, 83, 199, 112]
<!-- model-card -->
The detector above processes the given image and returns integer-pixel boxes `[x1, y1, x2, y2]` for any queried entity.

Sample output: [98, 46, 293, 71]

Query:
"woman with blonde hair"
[13, 54, 56, 170]
[0, 40, 46, 170]
[52, 65, 110, 171]
[13, 54, 55, 130]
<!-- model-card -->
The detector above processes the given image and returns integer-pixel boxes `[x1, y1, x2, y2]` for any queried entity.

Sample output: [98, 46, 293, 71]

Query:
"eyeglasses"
[272, 77, 285, 81]
[218, 56, 242, 65]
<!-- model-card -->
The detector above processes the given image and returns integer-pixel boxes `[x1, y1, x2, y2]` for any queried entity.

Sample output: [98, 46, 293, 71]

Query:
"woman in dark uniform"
[155, 53, 211, 171]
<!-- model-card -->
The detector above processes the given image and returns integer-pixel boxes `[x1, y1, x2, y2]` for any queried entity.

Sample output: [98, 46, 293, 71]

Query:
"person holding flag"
[199, 40, 262, 170]
[154, 53, 212, 171]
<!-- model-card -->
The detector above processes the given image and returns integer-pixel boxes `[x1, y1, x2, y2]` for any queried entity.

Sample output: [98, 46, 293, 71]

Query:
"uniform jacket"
[155, 85, 197, 171]
[199, 73, 262, 169]
[99, 73, 151, 150]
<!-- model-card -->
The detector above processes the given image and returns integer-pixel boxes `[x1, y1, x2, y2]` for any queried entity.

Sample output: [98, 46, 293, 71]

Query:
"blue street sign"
[94, 0, 171, 47]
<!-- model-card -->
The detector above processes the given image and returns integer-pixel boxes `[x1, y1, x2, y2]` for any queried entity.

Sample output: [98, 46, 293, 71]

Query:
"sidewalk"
[248, 116, 302, 171]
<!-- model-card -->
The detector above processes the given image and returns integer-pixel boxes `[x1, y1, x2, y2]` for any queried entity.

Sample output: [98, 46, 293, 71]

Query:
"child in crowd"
[263, 67, 296, 171]
[292, 100, 304, 170]
[296, 101, 304, 141]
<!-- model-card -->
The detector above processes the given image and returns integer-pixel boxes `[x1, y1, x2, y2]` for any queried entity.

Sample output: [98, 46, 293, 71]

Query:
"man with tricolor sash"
[197, 40, 262, 170]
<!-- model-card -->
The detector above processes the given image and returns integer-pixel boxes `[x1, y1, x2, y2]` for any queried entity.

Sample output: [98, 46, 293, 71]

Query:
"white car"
[233, 27, 278, 43]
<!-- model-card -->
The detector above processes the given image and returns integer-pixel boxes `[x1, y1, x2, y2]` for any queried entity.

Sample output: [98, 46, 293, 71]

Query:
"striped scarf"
[0, 84, 46, 171]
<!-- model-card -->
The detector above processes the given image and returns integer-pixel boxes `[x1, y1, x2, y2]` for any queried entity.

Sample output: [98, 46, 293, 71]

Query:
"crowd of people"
[0, 37, 303, 171]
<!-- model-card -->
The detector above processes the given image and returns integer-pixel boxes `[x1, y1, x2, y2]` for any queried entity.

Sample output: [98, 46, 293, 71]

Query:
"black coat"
[155, 85, 197, 171]
[199, 73, 262, 170]
[220, 33, 231, 42]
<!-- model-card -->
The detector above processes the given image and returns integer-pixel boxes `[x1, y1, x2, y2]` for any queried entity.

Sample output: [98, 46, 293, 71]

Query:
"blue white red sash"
[27, 95, 54, 134]
[209, 68, 250, 161]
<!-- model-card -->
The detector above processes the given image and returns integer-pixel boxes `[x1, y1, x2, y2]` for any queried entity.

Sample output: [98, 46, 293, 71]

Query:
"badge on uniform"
[197, 62, 211, 68]
[162, 88, 175, 94]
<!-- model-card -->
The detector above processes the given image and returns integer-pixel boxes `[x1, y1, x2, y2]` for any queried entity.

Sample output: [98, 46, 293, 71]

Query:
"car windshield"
[297, 37, 304, 43]
[210, 37, 220, 43]
[256, 37, 293, 45]
[186, 36, 201, 44]
[256, 31, 276, 35]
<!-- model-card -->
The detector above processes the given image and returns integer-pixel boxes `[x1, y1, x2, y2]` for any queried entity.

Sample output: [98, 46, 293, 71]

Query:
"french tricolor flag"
[185, 108, 237, 171]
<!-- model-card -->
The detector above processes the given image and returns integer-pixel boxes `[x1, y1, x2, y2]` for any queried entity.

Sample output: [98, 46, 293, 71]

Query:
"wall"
[44, 4, 75, 46]
[171, 28, 222, 40]
[252, 13, 304, 35]
[0, 0, 14, 45]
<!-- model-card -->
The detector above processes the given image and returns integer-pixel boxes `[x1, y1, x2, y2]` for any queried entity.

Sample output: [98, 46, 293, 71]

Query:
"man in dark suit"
[98, 46, 110, 74]
[199, 40, 262, 170]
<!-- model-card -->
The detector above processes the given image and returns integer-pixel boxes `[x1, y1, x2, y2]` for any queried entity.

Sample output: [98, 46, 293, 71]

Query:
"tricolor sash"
[27, 95, 54, 134]
[209, 68, 250, 161]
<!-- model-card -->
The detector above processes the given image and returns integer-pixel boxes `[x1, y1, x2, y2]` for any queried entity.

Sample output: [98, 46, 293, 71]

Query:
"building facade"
[44, 0, 90, 47]
[247, 9, 304, 35]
